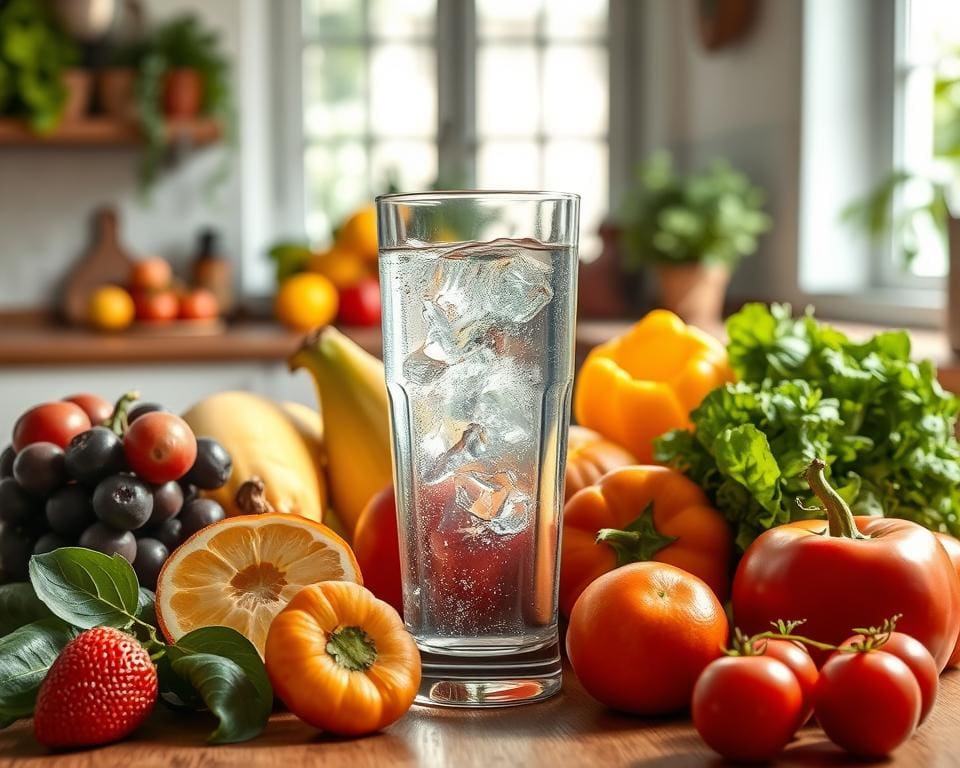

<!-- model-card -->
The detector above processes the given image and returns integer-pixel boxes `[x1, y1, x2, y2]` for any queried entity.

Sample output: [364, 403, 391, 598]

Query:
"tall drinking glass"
[377, 191, 579, 707]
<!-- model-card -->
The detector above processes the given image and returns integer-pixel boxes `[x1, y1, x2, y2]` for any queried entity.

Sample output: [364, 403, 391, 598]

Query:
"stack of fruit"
[87, 257, 220, 332]
[0, 393, 231, 589]
[272, 204, 382, 331]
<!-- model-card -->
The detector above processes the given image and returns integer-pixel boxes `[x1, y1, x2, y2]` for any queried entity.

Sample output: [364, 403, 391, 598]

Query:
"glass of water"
[377, 191, 579, 707]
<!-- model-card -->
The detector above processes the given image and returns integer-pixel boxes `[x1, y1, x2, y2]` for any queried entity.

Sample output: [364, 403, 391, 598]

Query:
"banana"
[289, 327, 393, 537]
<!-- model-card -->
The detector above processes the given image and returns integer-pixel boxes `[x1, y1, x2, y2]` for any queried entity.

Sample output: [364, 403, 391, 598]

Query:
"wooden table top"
[2, 664, 959, 767]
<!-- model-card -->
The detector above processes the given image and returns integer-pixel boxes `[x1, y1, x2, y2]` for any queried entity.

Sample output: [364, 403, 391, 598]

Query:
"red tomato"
[934, 532, 960, 667]
[133, 289, 179, 322]
[13, 403, 91, 451]
[130, 257, 172, 291]
[123, 412, 197, 483]
[62, 394, 113, 425]
[353, 486, 403, 614]
[693, 655, 804, 762]
[179, 288, 219, 320]
[841, 632, 938, 724]
[755, 638, 819, 726]
[813, 650, 921, 757]
[337, 277, 381, 326]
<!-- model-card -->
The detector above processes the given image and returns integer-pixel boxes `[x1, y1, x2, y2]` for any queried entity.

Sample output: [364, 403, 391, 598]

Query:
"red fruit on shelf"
[124, 411, 198, 483]
[338, 277, 381, 326]
[130, 257, 173, 292]
[178, 288, 220, 320]
[63, 393, 113, 425]
[13, 402, 91, 451]
[133, 289, 179, 323]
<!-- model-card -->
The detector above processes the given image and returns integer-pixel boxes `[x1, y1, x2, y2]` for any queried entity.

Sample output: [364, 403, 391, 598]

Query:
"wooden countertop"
[2, 663, 959, 766]
[1, 316, 958, 393]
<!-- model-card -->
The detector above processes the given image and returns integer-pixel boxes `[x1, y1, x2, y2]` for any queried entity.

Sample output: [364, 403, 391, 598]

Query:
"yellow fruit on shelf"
[275, 272, 338, 331]
[307, 245, 369, 289]
[155, 512, 361, 656]
[181, 391, 330, 525]
[87, 284, 135, 331]
[289, 327, 392, 537]
[335, 204, 379, 262]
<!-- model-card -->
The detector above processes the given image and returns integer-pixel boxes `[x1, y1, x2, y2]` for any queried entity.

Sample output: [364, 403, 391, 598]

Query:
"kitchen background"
[0, 0, 957, 426]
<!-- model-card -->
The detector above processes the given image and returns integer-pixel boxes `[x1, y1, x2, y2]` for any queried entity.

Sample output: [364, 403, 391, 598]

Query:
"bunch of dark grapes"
[0, 394, 232, 590]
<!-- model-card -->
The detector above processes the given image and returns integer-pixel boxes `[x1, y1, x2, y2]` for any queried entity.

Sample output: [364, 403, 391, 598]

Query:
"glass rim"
[375, 189, 581, 205]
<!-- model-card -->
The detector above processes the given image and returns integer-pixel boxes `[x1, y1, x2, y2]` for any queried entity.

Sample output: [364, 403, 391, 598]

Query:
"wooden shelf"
[0, 117, 221, 147]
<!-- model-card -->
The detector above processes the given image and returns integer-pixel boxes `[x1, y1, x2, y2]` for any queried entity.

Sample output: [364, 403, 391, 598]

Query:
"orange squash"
[565, 426, 637, 501]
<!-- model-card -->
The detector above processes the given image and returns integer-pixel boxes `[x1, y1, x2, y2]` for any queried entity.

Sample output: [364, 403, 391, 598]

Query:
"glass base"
[414, 639, 562, 708]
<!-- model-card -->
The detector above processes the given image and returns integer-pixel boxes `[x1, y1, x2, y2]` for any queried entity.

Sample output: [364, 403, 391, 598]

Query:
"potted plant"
[619, 151, 771, 327]
[0, 0, 79, 133]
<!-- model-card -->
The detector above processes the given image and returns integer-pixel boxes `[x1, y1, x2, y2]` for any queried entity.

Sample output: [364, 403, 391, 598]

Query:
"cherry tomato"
[754, 638, 819, 726]
[842, 632, 938, 724]
[693, 654, 803, 761]
[813, 650, 921, 757]
[13, 403, 91, 452]
[179, 289, 219, 320]
[123, 412, 197, 483]
[62, 394, 113, 425]
[133, 289, 179, 322]
[353, 485, 403, 614]
[337, 277, 381, 326]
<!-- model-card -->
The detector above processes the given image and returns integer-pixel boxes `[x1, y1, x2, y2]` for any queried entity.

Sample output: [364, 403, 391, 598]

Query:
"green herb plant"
[0, 0, 78, 134]
[619, 151, 771, 271]
[655, 303, 960, 551]
[0, 548, 271, 744]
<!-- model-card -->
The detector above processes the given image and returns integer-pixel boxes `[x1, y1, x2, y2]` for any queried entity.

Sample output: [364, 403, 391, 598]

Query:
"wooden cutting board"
[61, 207, 136, 325]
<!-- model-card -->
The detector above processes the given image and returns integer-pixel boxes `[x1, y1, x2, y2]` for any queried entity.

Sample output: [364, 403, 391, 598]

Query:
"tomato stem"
[326, 625, 378, 671]
[595, 502, 678, 566]
[735, 614, 903, 656]
[803, 458, 867, 540]
[107, 390, 140, 436]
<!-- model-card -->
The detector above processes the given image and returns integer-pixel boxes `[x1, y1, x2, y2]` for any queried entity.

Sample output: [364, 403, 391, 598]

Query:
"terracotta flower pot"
[61, 68, 93, 122]
[656, 262, 730, 328]
[162, 68, 203, 118]
[97, 67, 137, 122]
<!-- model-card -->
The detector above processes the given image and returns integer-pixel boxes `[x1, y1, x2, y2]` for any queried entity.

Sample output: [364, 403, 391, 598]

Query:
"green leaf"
[167, 651, 270, 744]
[0, 582, 53, 636]
[0, 618, 79, 721]
[172, 627, 271, 707]
[29, 548, 140, 630]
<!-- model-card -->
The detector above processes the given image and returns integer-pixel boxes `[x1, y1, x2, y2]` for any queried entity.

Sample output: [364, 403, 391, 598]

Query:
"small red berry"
[34, 626, 158, 748]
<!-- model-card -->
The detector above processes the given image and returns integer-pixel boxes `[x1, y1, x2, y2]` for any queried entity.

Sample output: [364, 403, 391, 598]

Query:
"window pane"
[477, 0, 541, 38]
[478, 45, 539, 135]
[543, 45, 607, 136]
[305, 142, 368, 242]
[303, 44, 366, 138]
[370, 0, 435, 38]
[370, 44, 436, 136]
[371, 140, 438, 192]
[477, 141, 539, 188]
[543, 140, 607, 258]
[544, 0, 606, 39]
[303, 0, 364, 38]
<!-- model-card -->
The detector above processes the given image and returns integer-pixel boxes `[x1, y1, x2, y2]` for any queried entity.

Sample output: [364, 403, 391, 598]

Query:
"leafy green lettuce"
[655, 303, 960, 551]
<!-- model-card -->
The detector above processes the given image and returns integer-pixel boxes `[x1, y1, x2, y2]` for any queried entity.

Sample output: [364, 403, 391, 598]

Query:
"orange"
[307, 244, 369, 289]
[155, 513, 361, 655]
[265, 581, 420, 736]
[336, 204, 379, 262]
[87, 285, 135, 331]
[565, 561, 728, 715]
[274, 272, 339, 332]
[129, 256, 173, 291]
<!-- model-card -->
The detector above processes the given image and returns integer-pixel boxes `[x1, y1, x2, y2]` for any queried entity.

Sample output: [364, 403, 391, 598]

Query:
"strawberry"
[34, 626, 158, 748]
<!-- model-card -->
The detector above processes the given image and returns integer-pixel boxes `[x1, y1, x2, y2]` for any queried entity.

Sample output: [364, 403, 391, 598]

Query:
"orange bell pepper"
[559, 465, 733, 617]
[573, 309, 732, 463]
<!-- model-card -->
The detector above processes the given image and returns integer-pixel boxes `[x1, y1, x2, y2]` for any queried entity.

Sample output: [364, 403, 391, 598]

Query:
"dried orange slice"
[155, 513, 361, 655]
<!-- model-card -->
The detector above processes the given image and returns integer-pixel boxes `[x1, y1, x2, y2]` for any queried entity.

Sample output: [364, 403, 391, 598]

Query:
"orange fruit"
[155, 513, 361, 655]
[336, 204, 379, 262]
[565, 561, 728, 715]
[307, 245, 369, 289]
[87, 285, 135, 331]
[274, 272, 338, 332]
[265, 581, 420, 736]
[129, 257, 173, 291]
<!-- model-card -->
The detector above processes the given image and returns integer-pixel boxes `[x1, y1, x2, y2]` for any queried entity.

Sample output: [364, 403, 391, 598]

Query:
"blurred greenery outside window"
[300, 0, 609, 257]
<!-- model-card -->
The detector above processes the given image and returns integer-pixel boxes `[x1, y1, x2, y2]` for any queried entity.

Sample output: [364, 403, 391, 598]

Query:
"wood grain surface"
[2, 666, 959, 767]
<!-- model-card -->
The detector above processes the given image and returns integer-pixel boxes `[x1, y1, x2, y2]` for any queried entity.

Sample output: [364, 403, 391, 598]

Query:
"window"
[893, 0, 960, 280]
[299, 0, 610, 256]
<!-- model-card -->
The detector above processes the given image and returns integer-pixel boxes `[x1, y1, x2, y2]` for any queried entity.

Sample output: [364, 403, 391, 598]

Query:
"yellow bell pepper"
[573, 310, 733, 463]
